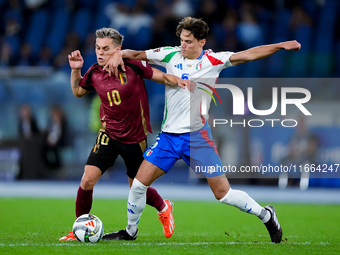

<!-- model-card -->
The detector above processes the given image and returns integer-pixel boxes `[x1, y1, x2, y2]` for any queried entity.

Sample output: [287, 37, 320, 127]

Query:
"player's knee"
[212, 186, 230, 200]
[80, 175, 96, 190]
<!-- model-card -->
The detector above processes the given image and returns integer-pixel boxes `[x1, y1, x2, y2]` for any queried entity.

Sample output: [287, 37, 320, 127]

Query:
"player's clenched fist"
[281, 40, 301, 51]
[68, 50, 84, 70]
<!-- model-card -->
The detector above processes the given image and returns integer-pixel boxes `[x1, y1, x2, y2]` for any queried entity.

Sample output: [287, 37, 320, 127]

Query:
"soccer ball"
[72, 214, 104, 243]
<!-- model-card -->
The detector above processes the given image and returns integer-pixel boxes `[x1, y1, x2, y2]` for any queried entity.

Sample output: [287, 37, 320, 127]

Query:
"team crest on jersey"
[145, 149, 153, 156]
[174, 63, 183, 70]
[153, 48, 161, 52]
[119, 73, 127, 85]
[196, 61, 202, 70]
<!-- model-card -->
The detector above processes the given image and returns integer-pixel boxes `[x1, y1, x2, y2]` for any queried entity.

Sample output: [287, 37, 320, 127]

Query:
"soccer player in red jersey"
[59, 27, 190, 241]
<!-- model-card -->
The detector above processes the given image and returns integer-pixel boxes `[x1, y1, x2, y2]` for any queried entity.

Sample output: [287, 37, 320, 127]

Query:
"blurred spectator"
[17, 43, 34, 66]
[18, 104, 40, 139]
[130, 4, 154, 49]
[0, 0, 337, 78]
[54, 32, 81, 72]
[131, 4, 154, 33]
[289, 5, 312, 32]
[81, 33, 97, 72]
[37, 46, 52, 67]
[4, 0, 24, 28]
[24, 0, 48, 10]
[171, 0, 194, 18]
[17, 104, 44, 180]
[197, 0, 225, 27]
[150, 0, 196, 47]
[105, 3, 131, 36]
[151, 0, 176, 47]
[105, 2, 154, 50]
[197, 0, 224, 50]
[283, 117, 318, 166]
[279, 116, 319, 189]
[42, 105, 67, 170]
[0, 42, 13, 66]
[5, 18, 21, 36]
[64, 31, 81, 51]
[3, 18, 22, 62]
[214, 8, 239, 51]
[236, 1, 263, 48]
[54, 47, 72, 72]
[3, 0, 24, 55]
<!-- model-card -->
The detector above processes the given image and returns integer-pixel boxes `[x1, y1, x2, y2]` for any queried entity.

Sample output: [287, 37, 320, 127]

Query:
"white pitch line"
[0, 242, 336, 247]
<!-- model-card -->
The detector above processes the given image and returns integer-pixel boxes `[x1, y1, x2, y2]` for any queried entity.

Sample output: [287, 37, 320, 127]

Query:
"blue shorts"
[143, 123, 224, 177]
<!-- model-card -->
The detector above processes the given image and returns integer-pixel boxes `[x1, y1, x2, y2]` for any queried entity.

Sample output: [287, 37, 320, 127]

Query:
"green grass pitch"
[1, 198, 339, 255]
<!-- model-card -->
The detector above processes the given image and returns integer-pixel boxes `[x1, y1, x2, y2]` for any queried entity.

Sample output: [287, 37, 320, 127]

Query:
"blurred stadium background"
[0, 0, 340, 190]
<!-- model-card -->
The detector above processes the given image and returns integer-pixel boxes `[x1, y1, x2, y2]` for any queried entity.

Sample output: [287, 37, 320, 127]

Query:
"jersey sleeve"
[79, 65, 96, 91]
[207, 51, 235, 72]
[145, 46, 181, 67]
[135, 60, 154, 79]
[221, 51, 234, 68]
[125, 59, 154, 79]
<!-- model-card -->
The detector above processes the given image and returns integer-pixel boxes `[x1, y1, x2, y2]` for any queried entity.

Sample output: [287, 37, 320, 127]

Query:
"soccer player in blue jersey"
[102, 17, 301, 243]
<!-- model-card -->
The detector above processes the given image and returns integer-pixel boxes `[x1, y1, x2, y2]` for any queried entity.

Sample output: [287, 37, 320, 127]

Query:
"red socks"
[75, 186, 165, 217]
[146, 186, 166, 212]
[75, 187, 93, 218]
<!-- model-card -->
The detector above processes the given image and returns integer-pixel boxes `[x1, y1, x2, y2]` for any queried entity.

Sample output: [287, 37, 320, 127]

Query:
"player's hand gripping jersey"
[146, 47, 234, 133]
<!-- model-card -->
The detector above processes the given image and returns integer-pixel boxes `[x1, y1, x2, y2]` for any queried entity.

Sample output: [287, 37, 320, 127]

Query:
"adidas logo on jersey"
[174, 63, 183, 70]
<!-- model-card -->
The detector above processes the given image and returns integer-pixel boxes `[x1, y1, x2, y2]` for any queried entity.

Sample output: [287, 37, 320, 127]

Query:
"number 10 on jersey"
[107, 90, 121, 106]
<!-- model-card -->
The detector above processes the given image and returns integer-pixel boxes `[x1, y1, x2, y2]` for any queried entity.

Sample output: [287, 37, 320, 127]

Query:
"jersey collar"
[197, 50, 205, 60]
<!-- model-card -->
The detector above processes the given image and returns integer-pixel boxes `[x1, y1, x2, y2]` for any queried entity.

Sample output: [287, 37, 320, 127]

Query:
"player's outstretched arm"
[229, 40, 301, 66]
[150, 67, 194, 92]
[104, 50, 148, 77]
[68, 50, 90, 98]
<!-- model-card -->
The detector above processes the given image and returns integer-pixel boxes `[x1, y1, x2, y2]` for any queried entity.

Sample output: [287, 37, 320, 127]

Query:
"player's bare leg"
[207, 174, 282, 243]
[135, 160, 166, 186]
[60, 165, 102, 241]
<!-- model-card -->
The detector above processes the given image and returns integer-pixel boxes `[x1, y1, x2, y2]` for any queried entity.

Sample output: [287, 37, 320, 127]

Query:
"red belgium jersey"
[79, 59, 153, 144]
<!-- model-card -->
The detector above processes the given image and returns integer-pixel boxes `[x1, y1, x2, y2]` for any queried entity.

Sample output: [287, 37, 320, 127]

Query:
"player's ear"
[200, 39, 206, 48]
[115, 45, 122, 51]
